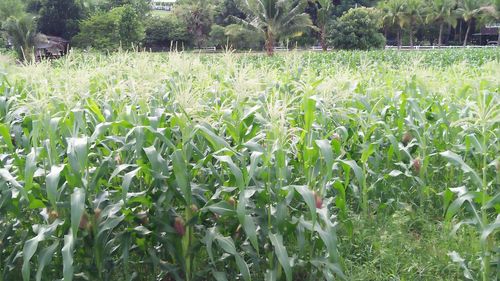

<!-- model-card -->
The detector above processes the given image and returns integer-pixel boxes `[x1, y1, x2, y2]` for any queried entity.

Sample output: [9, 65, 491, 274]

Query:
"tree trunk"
[397, 27, 401, 50]
[438, 22, 444, 48]
[463, 21, 471, 47]
[458, 20, 462, 44]
[320, 26, 327, 51]
[409, 20, 414, 48]
[265, 31, 274, 56]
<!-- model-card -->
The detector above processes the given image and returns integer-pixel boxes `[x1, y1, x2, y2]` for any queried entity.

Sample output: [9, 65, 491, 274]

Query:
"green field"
[0, 49, 499, 281]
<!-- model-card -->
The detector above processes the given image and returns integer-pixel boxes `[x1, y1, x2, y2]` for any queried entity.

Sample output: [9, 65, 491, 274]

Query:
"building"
[472, 24, 499, 45]
[34, 34, 69, 61]
[151, 0, 176, 11]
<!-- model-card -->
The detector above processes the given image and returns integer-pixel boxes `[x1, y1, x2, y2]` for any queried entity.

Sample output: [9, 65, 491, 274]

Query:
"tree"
[143, 14, 190, 50]
[209, 24, 227, 48]
[2, 14, 37, 62]
[0, 0, 26, 22]
[380, 0, 405, 48]
[400, 0, 425, 47]
[457, 0, 490, 46]
[327, 7, 386, 50]
[175, 0, 216, 48]
[315, 0, 335, 51]
[72, 5, 144, 50]
[214, 0, 246, 25]
[331, 0, 378, 16]
[425, 0, 458, 47]
[118, 4, 145, 48]
[38, 0, 83, 39]
[235, 0, 315, 55]
[103, 0, 151, 19]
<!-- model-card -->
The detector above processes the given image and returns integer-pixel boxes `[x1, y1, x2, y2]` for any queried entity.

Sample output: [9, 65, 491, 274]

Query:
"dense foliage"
[0, 49, 498, 281]
[72, 5, 144, 50]
[144, 15, 190, 50]
[327, 7, 386, 50]
[37, 0, 82, 39]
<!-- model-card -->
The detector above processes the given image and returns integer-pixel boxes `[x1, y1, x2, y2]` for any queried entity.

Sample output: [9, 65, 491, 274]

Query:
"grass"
[342, 211, 481, 280]
[0, 49, 498, 281]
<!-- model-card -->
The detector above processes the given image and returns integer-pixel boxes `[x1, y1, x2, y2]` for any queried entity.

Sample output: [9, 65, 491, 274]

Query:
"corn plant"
[0, 49, 498, 280]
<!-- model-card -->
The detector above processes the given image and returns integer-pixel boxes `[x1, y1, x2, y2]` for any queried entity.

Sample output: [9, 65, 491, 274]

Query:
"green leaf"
[215, 155, 244, 190]
[294, 185, 316, 222]
[480, 216, 500, 245]
[0, 168, 27, 199]
[212, 271, 228, 281]
[143, 146, 168, 177]
[36, 241, 59, 281]
[71, 188, 85, 237]
[316, 140, 333, 179]
[237, 192, 259, 254]
[172, 149, 191, 204]
[215, 235, 237, 255]
[0, 123, 14, 150]
[196, 124, 230, 150]
[360, 143, 376, 164]
[62, 233, 74, 281]
[23, 222, 60, 281]
[122, 168, 140, 201]
[46, 165, 65, 207]
[247, 151, 263, 184]
[484, 192, 500, 209]
[339, 159, 365, 186]
[445, 192, 475, 221]
[204, 201, 235, 216]
[234, 254, 251, 281]
[440, 151, 481, 187]
[269, 233, 292, 281]
[24, 148, 37, 191]
[204, 227, 217, 264]
[388, 170, 403, 177]
[22, 236, 40, 281]
[86, 98, 105, 122]
[67, 137, 88, 177]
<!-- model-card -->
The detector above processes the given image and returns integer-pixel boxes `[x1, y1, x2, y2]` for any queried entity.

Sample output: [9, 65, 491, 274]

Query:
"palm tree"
[480, 0, 500, 46]
[400, 0, 425, 47]
[425, 0, 458, 47]
[235, 0, 315, 55]
[380, 0, 405, 49]
[2, 14, 37, 62]
[457, 0, 490, 46]
[315, 0, 334, 51]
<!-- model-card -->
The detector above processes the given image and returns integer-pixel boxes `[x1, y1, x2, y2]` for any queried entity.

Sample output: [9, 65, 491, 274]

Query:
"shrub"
[327, 7, 386, 50]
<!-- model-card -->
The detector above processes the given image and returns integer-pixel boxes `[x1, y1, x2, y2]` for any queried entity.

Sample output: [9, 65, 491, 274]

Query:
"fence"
[385, 45, 499, 50]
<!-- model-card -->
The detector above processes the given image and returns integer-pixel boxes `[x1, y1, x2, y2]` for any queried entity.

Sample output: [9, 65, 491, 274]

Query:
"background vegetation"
[0, 0, 499, 59]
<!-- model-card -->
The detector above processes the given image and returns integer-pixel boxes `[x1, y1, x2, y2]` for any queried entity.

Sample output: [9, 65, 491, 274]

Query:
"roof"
[34, 34, 69, 51]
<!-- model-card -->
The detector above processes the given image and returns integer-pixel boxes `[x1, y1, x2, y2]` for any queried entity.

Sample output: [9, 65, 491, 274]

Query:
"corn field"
[0, 49, 499, 281]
